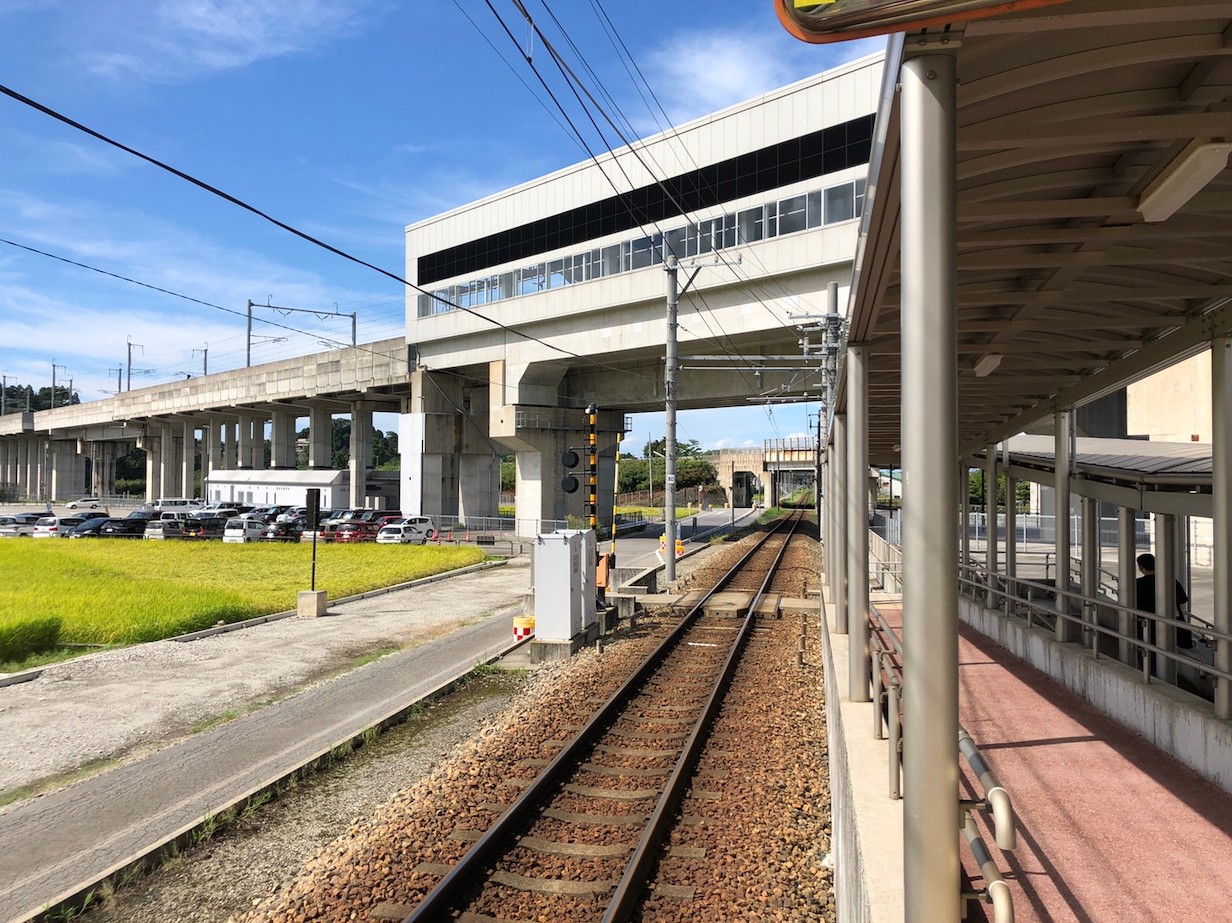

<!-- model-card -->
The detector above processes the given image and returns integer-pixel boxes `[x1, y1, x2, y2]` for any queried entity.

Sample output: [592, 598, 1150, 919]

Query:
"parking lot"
[0, 500, 439, 545]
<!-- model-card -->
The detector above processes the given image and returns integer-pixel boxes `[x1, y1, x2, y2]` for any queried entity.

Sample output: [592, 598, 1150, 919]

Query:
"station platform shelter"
[802, 3, 1232, 921]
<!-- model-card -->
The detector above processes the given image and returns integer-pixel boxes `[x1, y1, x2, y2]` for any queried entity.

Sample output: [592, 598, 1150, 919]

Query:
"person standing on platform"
[1135, 553, 1193, 673]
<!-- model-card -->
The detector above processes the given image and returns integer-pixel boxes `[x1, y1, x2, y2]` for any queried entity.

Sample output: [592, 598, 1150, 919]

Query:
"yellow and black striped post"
[586, 402, 597, 532]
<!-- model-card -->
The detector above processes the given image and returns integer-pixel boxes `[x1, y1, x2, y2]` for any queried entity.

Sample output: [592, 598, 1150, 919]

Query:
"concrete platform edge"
[822, 589, 905, 923]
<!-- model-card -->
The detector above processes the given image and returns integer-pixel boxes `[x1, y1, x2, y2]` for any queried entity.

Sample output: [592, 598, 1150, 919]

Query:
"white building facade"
[401, 54, 883, 535]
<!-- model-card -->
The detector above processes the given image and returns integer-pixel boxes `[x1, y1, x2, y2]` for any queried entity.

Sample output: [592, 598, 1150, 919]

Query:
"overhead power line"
[0, 81, 648, 381]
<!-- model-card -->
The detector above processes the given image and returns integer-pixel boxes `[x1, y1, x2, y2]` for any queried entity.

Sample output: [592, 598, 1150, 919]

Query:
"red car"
[332, 521, 379, 543]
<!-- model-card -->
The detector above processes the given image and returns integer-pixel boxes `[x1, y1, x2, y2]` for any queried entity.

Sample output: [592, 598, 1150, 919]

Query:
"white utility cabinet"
[533, 529, 596, 640]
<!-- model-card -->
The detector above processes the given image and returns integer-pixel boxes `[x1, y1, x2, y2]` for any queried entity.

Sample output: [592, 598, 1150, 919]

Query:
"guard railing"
[958, 562, 1232, 695]
[867, 601, 1016, 922]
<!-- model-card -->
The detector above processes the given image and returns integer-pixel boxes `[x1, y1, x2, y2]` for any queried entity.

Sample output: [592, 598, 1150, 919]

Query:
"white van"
[152, 498, 203, 512]
[223, 517, 266, 543]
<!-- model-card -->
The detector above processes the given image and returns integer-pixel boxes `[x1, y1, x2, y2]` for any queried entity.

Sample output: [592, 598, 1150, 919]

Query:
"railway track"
[404, 512, 808, 922]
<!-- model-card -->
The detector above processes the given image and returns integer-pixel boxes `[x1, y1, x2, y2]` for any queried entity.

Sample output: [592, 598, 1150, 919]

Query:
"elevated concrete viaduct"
[0, 338, 408, 509]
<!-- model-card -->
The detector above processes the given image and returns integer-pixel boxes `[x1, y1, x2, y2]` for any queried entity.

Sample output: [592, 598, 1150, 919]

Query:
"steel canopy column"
[1154, 514, 1179, 685]
[985, 446, 997, 607]
[847, 344, 870, 701]
[1082, 496, 1100, 644]
[1117, 506, 1138, 665]
[833, 412, 849, 634]
[1055, 410, 1075, 642]
[900, 53, 960, 923]
[1213, 334, 1231, 718]
[1005, 454, 1017, 597]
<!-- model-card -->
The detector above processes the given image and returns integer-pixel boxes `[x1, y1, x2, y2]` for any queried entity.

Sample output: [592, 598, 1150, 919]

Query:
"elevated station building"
[399, 54, 880, 531]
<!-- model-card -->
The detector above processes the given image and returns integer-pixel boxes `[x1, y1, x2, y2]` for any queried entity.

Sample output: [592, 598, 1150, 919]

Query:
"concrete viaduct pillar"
[140, 427, 160, 503]
[308, 405, 332, 469]
[223, 420, 238, 469]
[496, 406, 621, 538]
[402, 370, 499, 522]
[270, 411, 297, 468]
[181, 419, 196, 497]
[349, 401, 373, 508]
[159, 422, 177, 498]
[49, 440, 86, 500]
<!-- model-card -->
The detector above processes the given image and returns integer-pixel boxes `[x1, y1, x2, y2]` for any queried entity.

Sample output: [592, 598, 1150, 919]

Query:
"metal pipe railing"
[960, 729, 1016, 851]
[957, 564, 1232, 686]
[864, 601, 1015, 914]
[962, 814, 1015, 923]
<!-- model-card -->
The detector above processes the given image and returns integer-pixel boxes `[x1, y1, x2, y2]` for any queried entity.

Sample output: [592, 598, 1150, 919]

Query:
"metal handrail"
[865, 603, 1015, 917]
[960, 729, 1016, 851]
[958, 564, 1232, 685]
[963, 815, 1015, 923]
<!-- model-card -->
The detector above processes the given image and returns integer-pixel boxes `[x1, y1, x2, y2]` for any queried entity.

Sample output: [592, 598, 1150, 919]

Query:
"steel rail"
[403, 512, 803, 922]
[603, 511, 803, 923]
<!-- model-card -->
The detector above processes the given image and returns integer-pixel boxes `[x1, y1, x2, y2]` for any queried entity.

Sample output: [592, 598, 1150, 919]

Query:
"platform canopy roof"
[842, 0, 1232, 465]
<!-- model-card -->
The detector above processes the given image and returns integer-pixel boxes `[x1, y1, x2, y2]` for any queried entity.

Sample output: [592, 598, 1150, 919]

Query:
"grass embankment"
[0, 541, 484, 669]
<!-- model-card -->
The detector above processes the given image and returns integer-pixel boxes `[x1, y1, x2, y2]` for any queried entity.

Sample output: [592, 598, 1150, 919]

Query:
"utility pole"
[1, 372, 9, 415]
[246, 300, 253, 367]
[127, 338, 144, 392]
[110, 367, 123, 394]
[194, 344, 208, 377]
[661, 254, 703, 582]
[51, 361, 67, 408]
[664, 255, 680, 583]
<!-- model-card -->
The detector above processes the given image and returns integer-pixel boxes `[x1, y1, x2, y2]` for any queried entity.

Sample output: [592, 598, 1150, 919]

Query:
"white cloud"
[639, 28, 885, 128]
[69, 0, 381, 84]
[0, 189, 397, 402]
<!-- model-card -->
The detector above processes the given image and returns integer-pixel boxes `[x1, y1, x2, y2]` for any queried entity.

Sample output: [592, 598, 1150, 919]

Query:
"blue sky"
[0, 0, 881, 454]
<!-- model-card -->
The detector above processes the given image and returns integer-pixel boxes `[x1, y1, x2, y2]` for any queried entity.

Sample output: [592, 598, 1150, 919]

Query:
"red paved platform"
[875, 603, 1232, 922]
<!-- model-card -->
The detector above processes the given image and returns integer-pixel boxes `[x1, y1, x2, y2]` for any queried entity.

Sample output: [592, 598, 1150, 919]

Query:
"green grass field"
[0, 540, 485, 668]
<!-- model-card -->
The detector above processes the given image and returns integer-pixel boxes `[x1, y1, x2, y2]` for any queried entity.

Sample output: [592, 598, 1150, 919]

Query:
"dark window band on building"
[417, 113, 874, 286]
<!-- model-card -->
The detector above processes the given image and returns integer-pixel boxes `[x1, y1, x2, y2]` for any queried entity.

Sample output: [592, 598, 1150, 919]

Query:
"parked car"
[332, 521, 378, 543]
[144, 511, 191, 540]
[65, 517, 118, 538]
[33, 515, 87, 538]
[0, 513, 44, 538]
[275, 506, 308, 524]
[180, 516, 228, 540]
[101, 517, 148, 538]
[376, 522, 430, 545]
[241, 505, 289, 524]
[261, 521, 306, 543]
[223, 517, 267, 543]
[300, 510, 342, 542]
[77, 510, 110, 522]
[66, 496, 101, 509]
[151, 498, 203, 512]
[191, 507, 238, 520]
